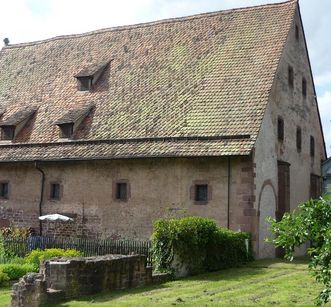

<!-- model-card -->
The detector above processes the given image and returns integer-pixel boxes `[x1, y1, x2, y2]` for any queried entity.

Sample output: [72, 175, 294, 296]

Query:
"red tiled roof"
[0, 0, 297, 161]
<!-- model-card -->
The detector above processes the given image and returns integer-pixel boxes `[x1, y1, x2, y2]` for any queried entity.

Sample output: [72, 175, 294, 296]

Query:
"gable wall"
[255, 7, 326, 258]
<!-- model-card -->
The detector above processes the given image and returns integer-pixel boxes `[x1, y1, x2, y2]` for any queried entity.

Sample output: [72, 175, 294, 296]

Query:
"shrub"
[0, 256, 26, 266]
[268, 196, 331, 305]
[25, 248, 82, 267]
[0, 270, 9, 287]
[152, 216, 252, 275]
[0, 227, 34, 238]
[0, 263, 38, 280]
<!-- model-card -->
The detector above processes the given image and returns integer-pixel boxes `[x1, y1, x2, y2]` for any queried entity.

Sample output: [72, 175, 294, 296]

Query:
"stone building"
[0, 0, 326, 258]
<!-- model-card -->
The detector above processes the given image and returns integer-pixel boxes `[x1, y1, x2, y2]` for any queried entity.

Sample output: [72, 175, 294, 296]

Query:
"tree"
[268, 195, 331, 305]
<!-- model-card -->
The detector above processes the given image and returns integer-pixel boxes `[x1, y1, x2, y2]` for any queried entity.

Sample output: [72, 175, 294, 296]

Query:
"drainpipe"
[227, 156, 231, 229]
[35, 161, 45, 235]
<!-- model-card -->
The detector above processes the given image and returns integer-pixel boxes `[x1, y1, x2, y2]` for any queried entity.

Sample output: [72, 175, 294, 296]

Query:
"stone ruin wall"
[11, 254, 169, 307]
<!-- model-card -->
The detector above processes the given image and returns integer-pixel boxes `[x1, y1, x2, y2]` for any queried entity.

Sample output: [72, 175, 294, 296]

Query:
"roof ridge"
[4, 0, 297, 50]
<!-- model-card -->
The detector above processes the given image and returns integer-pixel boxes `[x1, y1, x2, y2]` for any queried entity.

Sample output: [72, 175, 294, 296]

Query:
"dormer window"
[1, 126, 15, 140]
[77, 77, 92, 91]
[55, 104, 94, 140]
[58, 123, 74, 139]
[0, 107, 36, 141]
[74, 61, 109, 92]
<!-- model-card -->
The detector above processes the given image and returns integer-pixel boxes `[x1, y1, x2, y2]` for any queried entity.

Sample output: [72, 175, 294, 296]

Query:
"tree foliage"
[268, 195, 331, 305]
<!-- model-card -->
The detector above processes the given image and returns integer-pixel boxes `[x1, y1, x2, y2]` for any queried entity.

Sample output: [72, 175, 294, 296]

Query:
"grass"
[1, 258, 330, 306]
[0, 287, 11, 307]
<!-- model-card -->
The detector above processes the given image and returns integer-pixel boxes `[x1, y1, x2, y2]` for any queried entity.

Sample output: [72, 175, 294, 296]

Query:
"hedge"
[25, 248, 82, 267]
[0, 263, 38, 280]
[152, 216, 252, 275]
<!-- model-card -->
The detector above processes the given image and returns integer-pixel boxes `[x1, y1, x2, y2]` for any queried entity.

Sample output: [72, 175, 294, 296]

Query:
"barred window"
[195, 184, 208, 202]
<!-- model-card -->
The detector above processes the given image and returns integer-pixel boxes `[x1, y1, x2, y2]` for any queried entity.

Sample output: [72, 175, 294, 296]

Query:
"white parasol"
[39, 214, 73, 222]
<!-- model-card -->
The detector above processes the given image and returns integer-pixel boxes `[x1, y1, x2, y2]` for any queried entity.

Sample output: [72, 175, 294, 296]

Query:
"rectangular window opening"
[0, 182, 8, 199]
[310, 136, 315, 157]
[59, 123, 74, 139]
[278, 117, 284, 141]
[1, 126, 15, 141]
[195, 184, 208, 202]
[77, 77, 92, 91]
[116, 182, 127, 201]
[296, 127, 302, 152]
[50, 183, 60, 200]
[288, 66, 294, 88]
[295, 25, 299, 41]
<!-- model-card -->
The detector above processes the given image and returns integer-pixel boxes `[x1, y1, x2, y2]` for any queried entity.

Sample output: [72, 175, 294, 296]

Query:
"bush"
[25, 248, 82, 267]
[0, 227, 34, 238]
[268, 196, 331, 305]
[152, 216, 252, 274]
[0, 263, 38, 280]
[0, 270, 9, 287]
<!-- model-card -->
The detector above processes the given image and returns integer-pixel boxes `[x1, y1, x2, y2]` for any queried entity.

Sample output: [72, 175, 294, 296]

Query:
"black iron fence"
[3, 236, 152, 266]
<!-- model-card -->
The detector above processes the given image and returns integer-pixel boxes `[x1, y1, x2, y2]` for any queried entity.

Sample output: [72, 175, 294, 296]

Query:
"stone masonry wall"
[11, 273, 47, 307]
[41, 254, 153, 298]
[12, 254, 169, 307]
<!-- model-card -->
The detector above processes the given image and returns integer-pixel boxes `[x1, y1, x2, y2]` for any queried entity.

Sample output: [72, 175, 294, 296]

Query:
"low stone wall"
[11, 273, 47, 307]
[41, 254, 153, 298]
[12, 254, 170, 307]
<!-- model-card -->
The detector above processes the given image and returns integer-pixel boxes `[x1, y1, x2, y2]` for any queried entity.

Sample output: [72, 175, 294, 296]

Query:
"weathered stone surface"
[11, 273, 47, 307]
[12, 254, 170, 306]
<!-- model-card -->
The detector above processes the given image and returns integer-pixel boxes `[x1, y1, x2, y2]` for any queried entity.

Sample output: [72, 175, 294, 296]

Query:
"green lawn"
[0, 287, 11, 307]
[1, 258, 330, 307]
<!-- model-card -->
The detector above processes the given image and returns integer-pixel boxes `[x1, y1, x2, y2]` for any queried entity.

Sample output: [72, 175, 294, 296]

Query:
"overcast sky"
[0, 0, 330, 156]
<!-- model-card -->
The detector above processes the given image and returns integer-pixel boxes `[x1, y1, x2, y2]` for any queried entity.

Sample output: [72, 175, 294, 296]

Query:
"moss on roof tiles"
[0, 1, 297, 160]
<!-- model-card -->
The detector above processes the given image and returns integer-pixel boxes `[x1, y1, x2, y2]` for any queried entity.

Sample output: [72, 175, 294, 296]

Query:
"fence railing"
[3, 236, 152, 266]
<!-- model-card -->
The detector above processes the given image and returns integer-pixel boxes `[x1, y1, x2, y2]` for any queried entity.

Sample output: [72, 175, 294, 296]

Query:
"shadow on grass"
[51, 283, 172, 306]
[51, 269, 268, 306]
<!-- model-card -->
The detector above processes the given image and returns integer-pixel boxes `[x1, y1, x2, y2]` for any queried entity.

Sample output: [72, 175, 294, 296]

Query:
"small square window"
[302, 78, 307, 97]
[116, 182, 127, 201]
[50, 183, 61, 200]
[288, 66, 294, 88]
[77, 77, 92, 91]
[1, 126, 15, 140]
[310, 136, 315, 157]
[59, 123, 73, 139]
[296, 127, 302, 152]
[278, 117, 284, 142]
[0, 182, 9, 199]
[195, 184, 208, 202]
